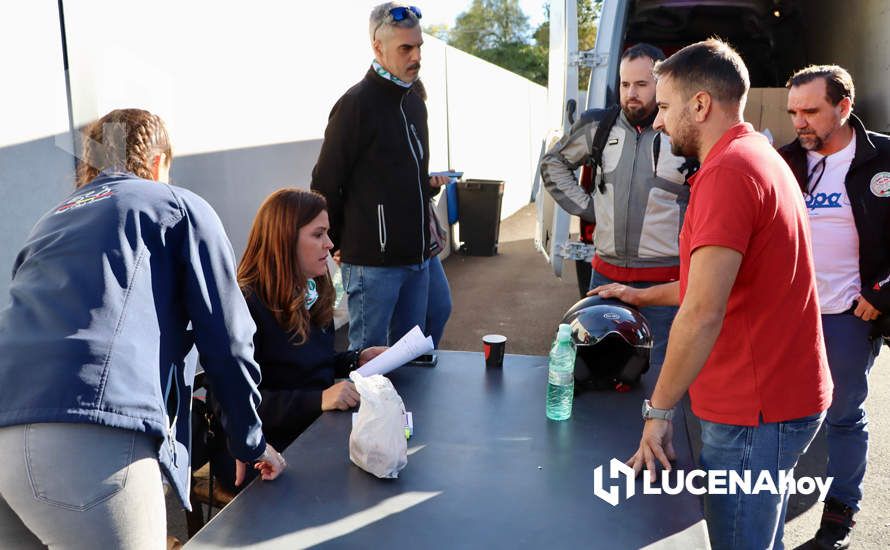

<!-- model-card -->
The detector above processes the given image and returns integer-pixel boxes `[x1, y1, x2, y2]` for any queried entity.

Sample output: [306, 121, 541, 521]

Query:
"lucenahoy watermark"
[594, 458, 833, 507]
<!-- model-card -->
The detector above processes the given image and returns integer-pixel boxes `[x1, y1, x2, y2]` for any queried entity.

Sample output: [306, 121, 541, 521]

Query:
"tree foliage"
[423, 23, 451, 42]
[430, 0, 601, 87]
[534, 1, 601, 85]
[438, 0, 547, 85]
[449, 0, 531, 51]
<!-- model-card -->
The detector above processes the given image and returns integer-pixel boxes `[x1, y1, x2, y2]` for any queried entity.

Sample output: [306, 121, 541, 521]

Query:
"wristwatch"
[642, 399, 674, 421]
[348, 348, 363, 372]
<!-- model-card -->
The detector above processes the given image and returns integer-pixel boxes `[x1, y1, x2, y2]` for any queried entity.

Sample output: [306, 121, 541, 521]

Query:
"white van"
[535, 0, 886, 290]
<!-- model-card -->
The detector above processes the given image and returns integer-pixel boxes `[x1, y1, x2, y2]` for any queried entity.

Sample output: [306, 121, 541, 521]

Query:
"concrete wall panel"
[32, 0, 545, 263]
[446, 47, 547, 220]
[0, 0, 74, 299]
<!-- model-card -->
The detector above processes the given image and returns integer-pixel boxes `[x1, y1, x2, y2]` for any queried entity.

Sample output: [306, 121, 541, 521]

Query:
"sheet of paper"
[354, 325, 433, 377]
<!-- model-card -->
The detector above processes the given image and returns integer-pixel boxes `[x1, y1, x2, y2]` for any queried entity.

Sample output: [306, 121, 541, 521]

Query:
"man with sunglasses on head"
[780, 65, 890, 550]
[312, 3, 451, 350]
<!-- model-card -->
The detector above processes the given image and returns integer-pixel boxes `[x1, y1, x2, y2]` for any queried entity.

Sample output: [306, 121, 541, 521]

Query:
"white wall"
[446, 47, 547, 218]
[2, 1, 547, 280]
[64, 1, 380, 155]
[62, 1, 382, 253]
[0, 0, 74, 300]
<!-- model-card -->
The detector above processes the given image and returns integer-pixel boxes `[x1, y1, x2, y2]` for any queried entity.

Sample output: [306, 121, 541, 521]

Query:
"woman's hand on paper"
[358, 346, 387, 366]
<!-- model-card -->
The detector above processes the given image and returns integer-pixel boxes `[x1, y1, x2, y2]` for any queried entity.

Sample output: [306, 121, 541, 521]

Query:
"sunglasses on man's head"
[389, 6, 422, 21]
[373, 6, 422, 40]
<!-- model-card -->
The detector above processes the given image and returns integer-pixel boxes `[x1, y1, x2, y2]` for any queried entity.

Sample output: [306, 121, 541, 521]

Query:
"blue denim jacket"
[0, 173, 266, 509]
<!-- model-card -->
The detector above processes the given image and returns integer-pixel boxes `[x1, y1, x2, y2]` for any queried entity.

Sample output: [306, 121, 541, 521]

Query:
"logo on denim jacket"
[593, 458, 833, 506]
[54, 185, 114, 215]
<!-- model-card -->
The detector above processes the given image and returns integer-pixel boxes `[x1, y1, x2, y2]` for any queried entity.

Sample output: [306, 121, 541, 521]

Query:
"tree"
[534, 1, 599, 49]
[423, 23, 451, 42]
[440, 0, 600, 87]
[445, 0, 548, 85]
[577, 0, 600, 51]
[450, 0, 531, 52]
[534, 1, 601, 85]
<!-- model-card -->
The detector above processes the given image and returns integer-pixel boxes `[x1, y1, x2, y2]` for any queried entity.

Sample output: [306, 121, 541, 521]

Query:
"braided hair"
[76, 108, 173, 188]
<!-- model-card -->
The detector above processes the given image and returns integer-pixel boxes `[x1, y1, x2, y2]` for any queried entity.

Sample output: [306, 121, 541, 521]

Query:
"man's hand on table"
[235, 443, 287, 486]
[627, 419, 676, 482]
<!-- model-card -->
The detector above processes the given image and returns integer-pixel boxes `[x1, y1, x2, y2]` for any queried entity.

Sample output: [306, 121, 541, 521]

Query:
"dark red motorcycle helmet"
[561, 295, 653, 390]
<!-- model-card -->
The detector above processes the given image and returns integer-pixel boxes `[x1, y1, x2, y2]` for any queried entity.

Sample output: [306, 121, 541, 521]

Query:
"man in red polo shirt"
[595, 39, 833, 549]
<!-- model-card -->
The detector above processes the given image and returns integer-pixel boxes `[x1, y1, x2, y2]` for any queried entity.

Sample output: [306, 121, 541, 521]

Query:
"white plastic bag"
[348, 372, 408, 478]
[326, 255, 349, 330]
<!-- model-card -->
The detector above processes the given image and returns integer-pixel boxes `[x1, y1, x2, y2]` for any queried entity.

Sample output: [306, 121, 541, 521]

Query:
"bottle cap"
[556, 323, 572, 342]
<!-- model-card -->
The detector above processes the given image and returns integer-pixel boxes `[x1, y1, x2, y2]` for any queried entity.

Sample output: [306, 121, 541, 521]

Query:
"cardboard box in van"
[744, 88, 797, 149]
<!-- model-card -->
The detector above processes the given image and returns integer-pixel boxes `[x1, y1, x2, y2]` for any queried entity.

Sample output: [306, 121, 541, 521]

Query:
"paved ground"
[785, 356, 890, 550]
[439, 205, 583, 355]
[173, 204, 890, 548]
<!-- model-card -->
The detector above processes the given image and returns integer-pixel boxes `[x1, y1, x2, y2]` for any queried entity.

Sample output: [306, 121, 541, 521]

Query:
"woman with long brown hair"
[212, 188, 384, 491]
[0, 108, 284, 548]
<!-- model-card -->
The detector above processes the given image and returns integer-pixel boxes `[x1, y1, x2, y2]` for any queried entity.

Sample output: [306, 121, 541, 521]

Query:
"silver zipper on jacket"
[400, 96, 426, 263]
[163, 367, 180, 468]
[652, 131, 661, 179]
[410, 123, 424, 160]
[377, 204, 388, 253]
[625, 130, 642, 268]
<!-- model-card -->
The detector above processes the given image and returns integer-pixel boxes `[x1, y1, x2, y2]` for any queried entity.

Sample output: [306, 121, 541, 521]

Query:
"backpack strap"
[590, 105, 622, 194]
[678, 156, 700, 183]
[651, 129, 700, 184]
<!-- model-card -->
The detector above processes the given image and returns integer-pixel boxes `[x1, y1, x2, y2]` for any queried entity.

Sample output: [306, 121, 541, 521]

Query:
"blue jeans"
[0, 423, 165, 549]
[822, 312, 881, 511]
[590, 270, 678, 373]
[342, 261, 431, 349]
[700, 413, 824, 550]
[426, 255, 452, 348]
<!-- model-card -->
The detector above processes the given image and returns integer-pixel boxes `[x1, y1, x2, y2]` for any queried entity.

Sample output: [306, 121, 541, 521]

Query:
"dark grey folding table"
[185, 351, 709, 549]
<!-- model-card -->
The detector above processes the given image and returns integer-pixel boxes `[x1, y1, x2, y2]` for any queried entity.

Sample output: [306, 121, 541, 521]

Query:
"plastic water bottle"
[332, 268, 346, 308]
[546, 323, 576, 421]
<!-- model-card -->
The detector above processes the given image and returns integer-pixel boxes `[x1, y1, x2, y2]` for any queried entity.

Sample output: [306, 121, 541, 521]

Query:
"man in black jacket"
[311, 3, 450, 349]
[780, 65, 890, 550]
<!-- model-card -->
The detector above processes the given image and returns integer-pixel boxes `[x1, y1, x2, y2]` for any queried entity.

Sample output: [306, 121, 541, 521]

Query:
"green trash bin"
[456, 179, 504, 256]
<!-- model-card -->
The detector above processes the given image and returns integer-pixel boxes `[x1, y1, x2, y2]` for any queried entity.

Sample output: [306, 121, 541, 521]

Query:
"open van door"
[534, 0, 630, 277]
[533, 0, 576, 278]
[583, 0, 630, 112]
